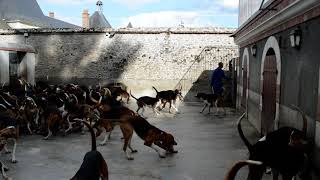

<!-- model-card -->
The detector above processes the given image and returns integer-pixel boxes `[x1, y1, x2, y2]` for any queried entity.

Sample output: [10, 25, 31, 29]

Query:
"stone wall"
[0, 28, 237, 96]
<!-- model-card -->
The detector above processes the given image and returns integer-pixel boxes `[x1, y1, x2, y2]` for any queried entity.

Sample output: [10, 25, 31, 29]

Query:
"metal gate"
[241, 58, 248, 108]
[262, 50, 277, 135]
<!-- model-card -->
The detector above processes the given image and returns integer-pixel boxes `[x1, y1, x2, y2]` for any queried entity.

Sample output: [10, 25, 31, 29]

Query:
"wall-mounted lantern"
[290, 28, 302, 49]
[251, 44, 257, 57]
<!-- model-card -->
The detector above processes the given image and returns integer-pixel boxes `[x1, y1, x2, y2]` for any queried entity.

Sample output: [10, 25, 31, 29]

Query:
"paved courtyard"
[1, 102, 273, 180]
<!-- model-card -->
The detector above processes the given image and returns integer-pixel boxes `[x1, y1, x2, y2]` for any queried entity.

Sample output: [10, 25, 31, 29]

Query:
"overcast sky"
[37, 0, 238, 28]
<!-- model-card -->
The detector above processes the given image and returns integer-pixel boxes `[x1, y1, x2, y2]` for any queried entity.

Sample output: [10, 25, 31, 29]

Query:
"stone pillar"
[0, 50, 9, 85]
[49, 12, 55, 18]
[82, 9, 90, 28]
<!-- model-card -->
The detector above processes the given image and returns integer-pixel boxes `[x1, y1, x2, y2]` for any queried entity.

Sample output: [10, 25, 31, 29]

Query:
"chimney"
[49, 12, 55, 18]
[82, 9, 90, 28]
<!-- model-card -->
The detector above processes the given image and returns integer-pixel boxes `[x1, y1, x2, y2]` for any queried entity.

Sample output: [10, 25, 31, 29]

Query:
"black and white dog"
[130, 91, 161, 117]
[152, 86, 183, 113]
[237, 106, 311, 180]
[194, 93, 219, 114]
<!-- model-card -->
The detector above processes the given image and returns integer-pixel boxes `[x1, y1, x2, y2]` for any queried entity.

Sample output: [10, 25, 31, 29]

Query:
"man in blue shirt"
[211, 62, 229, 95]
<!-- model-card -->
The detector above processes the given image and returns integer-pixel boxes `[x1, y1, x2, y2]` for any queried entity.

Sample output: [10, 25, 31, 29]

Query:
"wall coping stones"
[0, 27, 236, 35]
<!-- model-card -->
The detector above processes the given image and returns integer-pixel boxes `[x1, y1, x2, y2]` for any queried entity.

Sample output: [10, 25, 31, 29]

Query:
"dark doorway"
[262, 49, 277, 135]
[9, 52, 26, 83]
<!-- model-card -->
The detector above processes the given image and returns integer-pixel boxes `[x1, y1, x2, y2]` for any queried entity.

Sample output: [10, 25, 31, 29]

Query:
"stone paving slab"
[0, 102, 273, 180]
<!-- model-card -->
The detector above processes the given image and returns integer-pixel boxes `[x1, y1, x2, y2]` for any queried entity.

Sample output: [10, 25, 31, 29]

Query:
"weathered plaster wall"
[237, 16, 320, 173]
[238, 17, 320, 134]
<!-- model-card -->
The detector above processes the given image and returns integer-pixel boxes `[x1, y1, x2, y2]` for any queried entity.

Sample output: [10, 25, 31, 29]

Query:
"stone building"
[0, 0, 78, 29]
[0, 0, 79, 85]
[0, 42, 36, 85]
[232, 0, 320, 174]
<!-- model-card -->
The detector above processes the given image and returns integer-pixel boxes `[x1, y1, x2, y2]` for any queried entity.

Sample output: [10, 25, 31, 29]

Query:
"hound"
[118, 115, 178, 160]
[70, 120, 108, 180]
[237, 108, 310, 180]
[0, 124, 18, 179]
[0, 114, 19, 163]
[152, 86, 183, 113]
[94, 106, 136, 146]
[130, 91, 161, 117]
[195, 92, 218, 114]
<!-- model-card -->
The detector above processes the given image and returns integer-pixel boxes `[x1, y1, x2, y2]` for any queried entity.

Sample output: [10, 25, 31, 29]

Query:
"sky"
[37, 0, 239, 28]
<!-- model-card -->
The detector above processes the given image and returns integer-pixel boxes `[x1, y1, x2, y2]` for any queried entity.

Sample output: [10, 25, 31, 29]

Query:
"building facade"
[0, 43, 36, 85]
[233, 0, 320, 174]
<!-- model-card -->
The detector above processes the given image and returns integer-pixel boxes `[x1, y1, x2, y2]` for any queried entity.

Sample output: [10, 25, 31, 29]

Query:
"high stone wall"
[0, 28, 238, 97]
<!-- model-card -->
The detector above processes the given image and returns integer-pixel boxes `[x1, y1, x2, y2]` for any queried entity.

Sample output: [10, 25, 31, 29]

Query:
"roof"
[0, 20, 11, 30]
[127, 22, 133, 28]
[0, 0, 79, 29]
[89, 11, 112, 28]
[43, 16, 79, 29]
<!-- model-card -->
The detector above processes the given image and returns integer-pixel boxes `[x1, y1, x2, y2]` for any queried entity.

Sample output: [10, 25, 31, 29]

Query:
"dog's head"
[174, 89, 183, 101]
[156, 132, 178, 153]
[289, 130, 308, 148]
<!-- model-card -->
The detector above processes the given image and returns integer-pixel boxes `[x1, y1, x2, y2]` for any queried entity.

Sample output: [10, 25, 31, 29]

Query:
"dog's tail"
[237, 113, 253, 153]
[74, 119, 96, 151]
[152, 86, 159, 94]
[129, 90, 139, 101]
[225, 160, 263, 180]
[290, 105, 308, 136]
[103, 88, 112, 98]
[89, 90, 102, 107]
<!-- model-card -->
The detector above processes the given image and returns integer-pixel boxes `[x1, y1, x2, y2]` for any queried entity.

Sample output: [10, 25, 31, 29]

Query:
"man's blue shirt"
[211, 67, 227, 89]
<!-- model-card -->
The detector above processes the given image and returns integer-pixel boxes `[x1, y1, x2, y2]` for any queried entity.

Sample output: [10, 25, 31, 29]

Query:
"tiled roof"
[90, 11, 112, 28]
[0, 0, 79, 29]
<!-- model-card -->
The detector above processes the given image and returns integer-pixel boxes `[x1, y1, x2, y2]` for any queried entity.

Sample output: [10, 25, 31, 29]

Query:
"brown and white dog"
[94, 106, 136, 146]
[0, 115, 19, 180]
[119, 115, 178, 160]
[107, 86, 130, 104]
[130, 91, 161, 117]
[70, 120, 108, 180]
[94, 110, 178, 160]
[43, 108, 65, 140]
[0, 114, 19, 163]
[152, 86, 183, 113]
